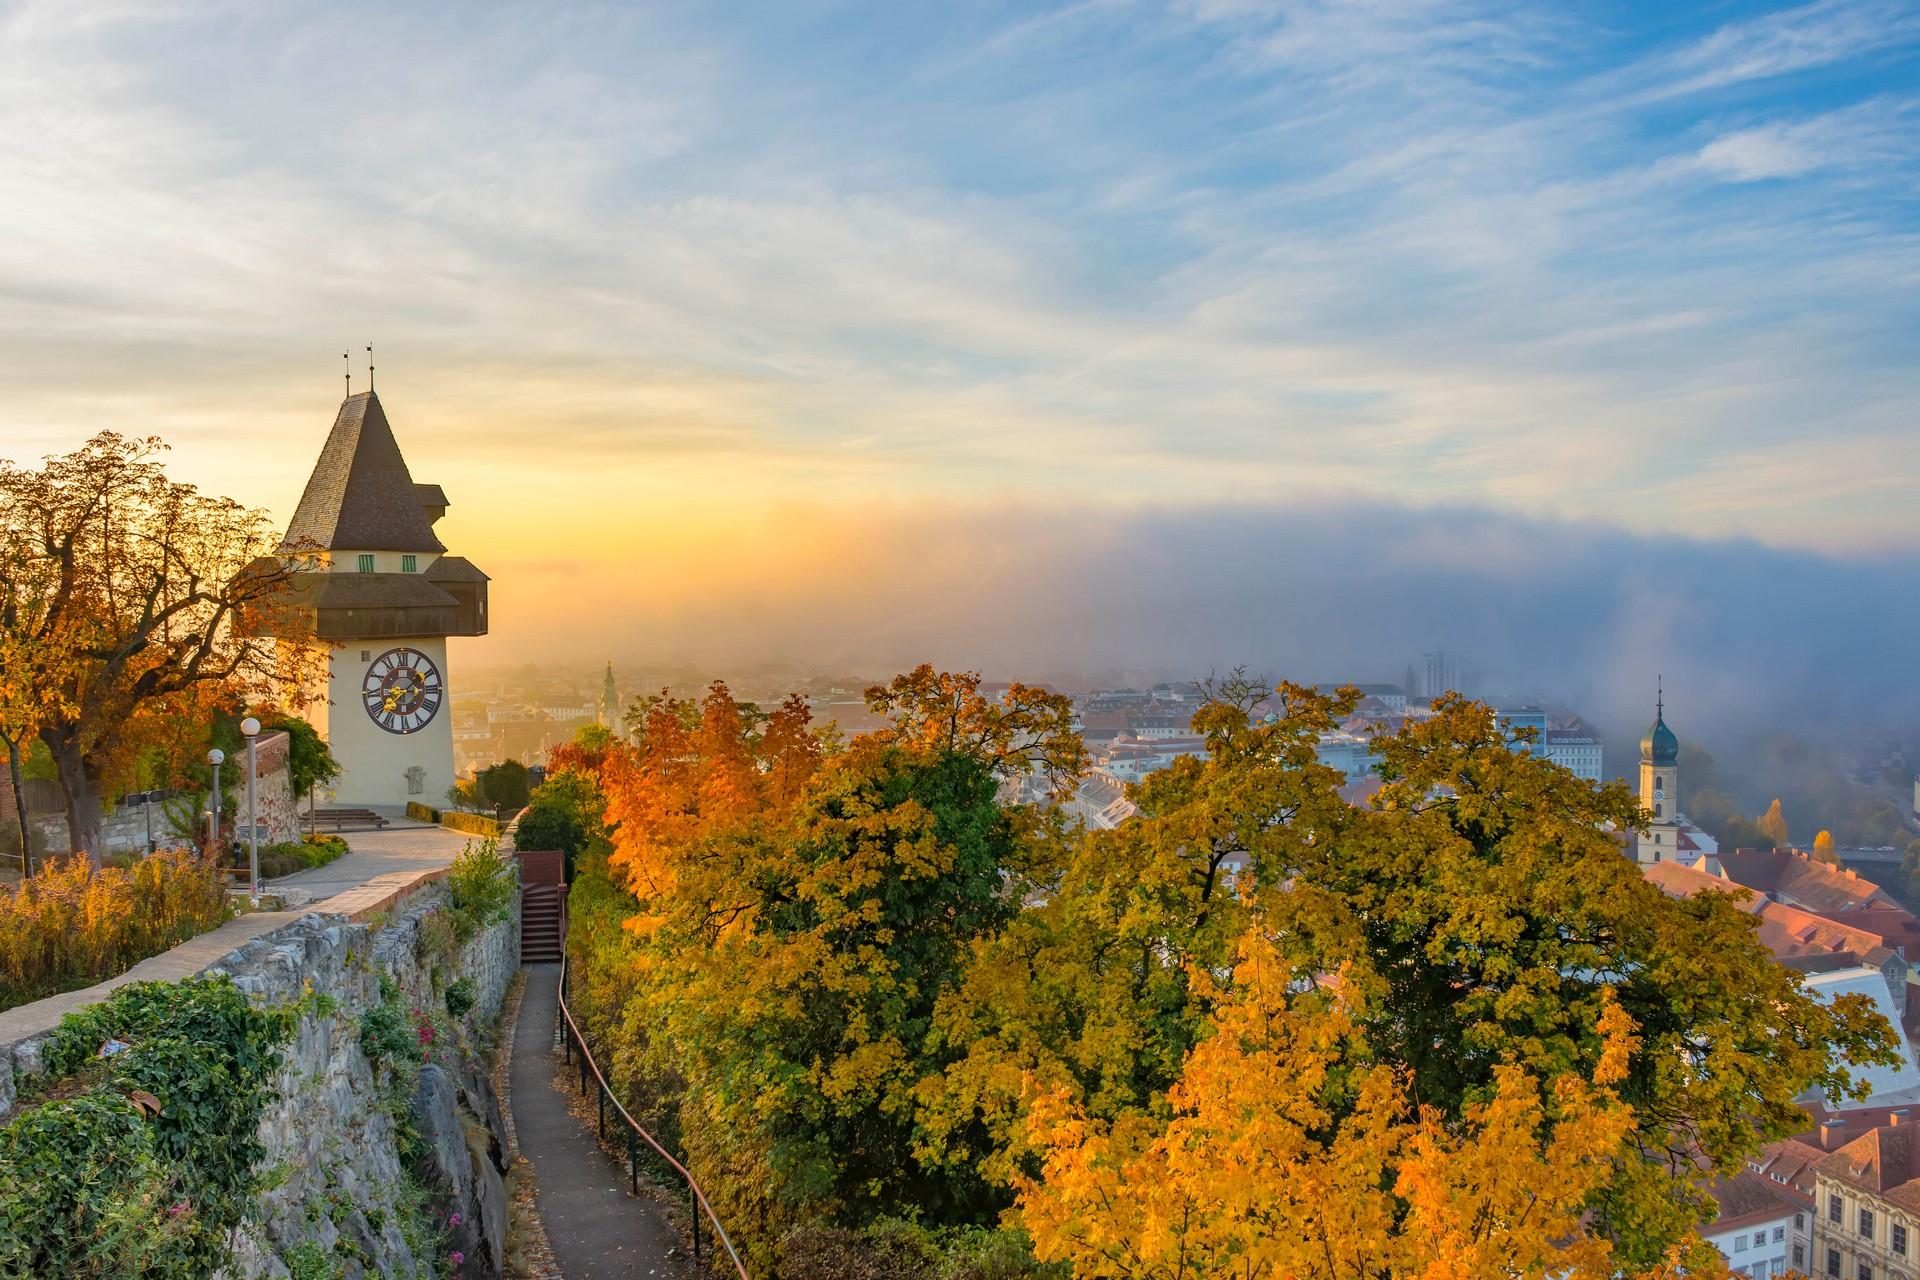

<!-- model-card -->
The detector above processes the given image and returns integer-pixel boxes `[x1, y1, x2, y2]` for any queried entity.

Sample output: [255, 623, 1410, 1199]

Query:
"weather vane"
[343, 351, 350, 397]
[367, 344, 374, 393]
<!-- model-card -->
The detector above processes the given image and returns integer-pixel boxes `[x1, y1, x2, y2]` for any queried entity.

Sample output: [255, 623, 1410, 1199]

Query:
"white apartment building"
[1545, 731, 1604, 782]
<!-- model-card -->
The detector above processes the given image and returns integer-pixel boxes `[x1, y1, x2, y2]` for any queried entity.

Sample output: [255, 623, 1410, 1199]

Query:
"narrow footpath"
[512, 962, 685, 1279]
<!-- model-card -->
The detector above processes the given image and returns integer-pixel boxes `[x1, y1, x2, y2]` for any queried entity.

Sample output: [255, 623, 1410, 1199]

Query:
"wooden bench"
[309, 808, 391, 832]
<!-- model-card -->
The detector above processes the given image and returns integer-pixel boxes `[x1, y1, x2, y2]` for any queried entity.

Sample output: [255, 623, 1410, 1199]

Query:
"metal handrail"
[556, 954, 751, 1278]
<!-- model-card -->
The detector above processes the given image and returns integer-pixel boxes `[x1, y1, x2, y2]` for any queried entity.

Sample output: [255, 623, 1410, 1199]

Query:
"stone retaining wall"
[0, 868, 522, 1279]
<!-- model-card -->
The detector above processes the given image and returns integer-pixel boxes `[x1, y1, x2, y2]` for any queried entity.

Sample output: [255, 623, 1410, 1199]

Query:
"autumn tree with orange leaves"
[559, 671, 1891, 1277]
[0, 433, 312, 864]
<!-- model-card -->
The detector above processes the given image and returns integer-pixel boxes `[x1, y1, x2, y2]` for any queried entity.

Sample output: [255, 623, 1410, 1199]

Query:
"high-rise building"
[277, 391, 489, 807]
[1423, 650, 1460, 699]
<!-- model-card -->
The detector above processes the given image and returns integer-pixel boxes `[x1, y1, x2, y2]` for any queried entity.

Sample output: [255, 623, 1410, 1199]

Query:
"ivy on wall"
[0, 975, 306, 1277]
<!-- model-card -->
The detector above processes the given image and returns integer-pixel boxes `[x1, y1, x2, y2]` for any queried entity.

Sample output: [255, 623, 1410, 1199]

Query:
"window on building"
[402, 554, 417, 573]
[1794, 1244, 1805, 1270]
[1800, 1213, 1808, 1231]
[1734, 1234, 1748, 1251]
[1829, 1248, 1842, 1278]
[1861, 1262, 1875, 1280]
[1774, 1226, 1786, 1242]
[1864, 1207, 1877, 1237]
[1899, 1223, 1911, 1255]
[1654, 802, 1663, 817]
[357, 554, 375, 573]
[1835, 1196, 1848, 1223]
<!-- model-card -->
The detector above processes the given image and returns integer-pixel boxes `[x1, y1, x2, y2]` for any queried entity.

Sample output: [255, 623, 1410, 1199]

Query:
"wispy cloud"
[1626, 0, 1920, 101]
[0, 0, 1916, 568]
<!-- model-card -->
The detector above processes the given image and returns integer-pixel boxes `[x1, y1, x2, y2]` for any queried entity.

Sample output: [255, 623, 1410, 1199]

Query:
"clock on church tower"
[270, 391, 489, 809]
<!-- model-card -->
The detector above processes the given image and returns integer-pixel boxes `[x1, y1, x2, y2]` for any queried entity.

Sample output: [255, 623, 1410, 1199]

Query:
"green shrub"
[254, 835, 349, 881]
[414, 908, 458, 978]
[282, 1239, 345, 1280]
[300, 834, 348, 863]
[441, 810, 500, 838]
[444, 975, 477, 1020]
[358, 998, 421, 1068]
[0, 976, 295, 1276]
[514, 771, 605, 881]
[445, 838, 515, 943]
[404, 801, 441, 824]
[0, 1092, 195, 1277]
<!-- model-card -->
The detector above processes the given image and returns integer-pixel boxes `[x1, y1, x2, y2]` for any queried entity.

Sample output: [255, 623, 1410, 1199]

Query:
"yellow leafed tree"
[1812, 829, 1840, 865]
[1018, 915, 1724, 1280]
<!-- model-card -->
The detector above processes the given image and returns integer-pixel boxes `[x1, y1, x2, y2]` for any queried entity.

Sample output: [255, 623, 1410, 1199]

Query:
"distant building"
[1494, 705, 1549, 758]
[1063, 771, 1138, 830]
[1645, 859, 1912, 1025]
[1636, 689, 1683, 864]
[1545, 730, 1604, 781]
[1315, 732, 1379, 781]
[1811, 1111, 1920, 1278]
[1077, 710, 1131, 746]
[1423, 650, 1460, 699]
[1098, 735, 1207, 783]
[1701, 1172, 1798, 1279]
[1128, 709, 1192, 740]
[600, 662, 619, 728]
[1315, 683, 1408, 712]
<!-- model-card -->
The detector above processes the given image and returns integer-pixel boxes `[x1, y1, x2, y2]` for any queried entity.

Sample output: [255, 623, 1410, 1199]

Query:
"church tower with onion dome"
[1635, 686, 1681, 864]
[277, 391, 489, 809]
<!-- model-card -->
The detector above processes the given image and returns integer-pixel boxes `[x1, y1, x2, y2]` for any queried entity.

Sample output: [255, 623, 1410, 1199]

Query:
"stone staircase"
[521, 884, 564, 963]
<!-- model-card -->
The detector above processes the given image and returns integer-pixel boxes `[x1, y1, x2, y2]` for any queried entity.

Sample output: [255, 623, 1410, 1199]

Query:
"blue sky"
[1, 0, 1917, 571]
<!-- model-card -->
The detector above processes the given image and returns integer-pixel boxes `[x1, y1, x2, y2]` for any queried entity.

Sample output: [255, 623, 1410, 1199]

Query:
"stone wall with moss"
[218, 884, 520, 1278]
[0, 869, 521, 1279]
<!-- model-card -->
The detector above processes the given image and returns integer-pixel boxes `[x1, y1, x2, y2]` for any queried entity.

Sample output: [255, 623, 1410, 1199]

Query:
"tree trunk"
[42, 726, 104, 870]
[4, 736, 31, 876]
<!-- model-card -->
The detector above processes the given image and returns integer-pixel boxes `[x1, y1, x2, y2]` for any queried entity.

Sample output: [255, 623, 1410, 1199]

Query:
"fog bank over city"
[484, 495, 1920, 749]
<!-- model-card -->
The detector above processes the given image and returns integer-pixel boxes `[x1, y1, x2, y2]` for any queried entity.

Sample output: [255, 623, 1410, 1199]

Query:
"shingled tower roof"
[281, 392, 446, 553]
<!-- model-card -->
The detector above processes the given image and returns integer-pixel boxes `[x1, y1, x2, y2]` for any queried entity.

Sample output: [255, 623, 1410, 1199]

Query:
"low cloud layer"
[496, 496, 1920, 749]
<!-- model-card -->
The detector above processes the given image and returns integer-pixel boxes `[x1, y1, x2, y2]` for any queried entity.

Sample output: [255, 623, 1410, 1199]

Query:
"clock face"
[361, 647, 444, 735]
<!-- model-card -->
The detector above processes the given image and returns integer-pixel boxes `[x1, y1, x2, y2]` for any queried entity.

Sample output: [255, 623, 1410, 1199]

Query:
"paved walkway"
[512, 963, 685, 1279]
[269, 818, 474, 898]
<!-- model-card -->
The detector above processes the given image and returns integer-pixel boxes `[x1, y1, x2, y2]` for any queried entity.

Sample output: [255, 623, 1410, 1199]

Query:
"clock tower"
[1635, 686, 1681, 864]
[278, 391, 488, 809]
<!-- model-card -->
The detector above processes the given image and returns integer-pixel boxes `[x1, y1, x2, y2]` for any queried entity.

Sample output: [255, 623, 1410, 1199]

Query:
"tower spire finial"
[1657, 675, 1663, 719]
[366, 344, 374, 393]
[343, 351, 350, 398]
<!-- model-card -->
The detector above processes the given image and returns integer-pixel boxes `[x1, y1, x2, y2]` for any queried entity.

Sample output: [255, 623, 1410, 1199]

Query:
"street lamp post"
[207, 749, 224, 853]
[240, 717, 261, 895]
